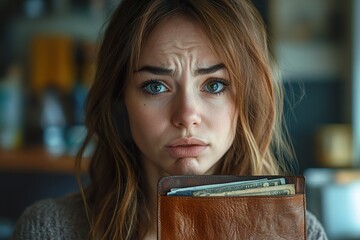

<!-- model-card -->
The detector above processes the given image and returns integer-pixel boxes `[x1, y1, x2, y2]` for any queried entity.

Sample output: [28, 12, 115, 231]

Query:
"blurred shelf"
[0, 147, 88, 173]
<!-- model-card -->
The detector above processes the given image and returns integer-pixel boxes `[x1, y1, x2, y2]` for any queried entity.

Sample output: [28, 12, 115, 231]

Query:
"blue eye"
[143, 80, 168, 94]
[203, 79, 228, 94]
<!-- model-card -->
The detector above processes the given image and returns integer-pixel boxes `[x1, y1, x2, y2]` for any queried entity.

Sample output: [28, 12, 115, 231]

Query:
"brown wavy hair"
[76, 0, 296, 239]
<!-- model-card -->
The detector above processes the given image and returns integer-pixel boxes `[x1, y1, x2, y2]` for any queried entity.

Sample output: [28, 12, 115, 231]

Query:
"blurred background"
[0, 0, 359, 239]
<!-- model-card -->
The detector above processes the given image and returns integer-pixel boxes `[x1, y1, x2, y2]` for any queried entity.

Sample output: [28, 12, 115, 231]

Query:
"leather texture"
[158, 175, 306, 240]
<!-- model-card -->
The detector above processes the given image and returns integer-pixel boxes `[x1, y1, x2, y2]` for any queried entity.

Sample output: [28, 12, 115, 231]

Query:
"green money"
[195, 184, 295, 197]
[192, 178, 286, 196]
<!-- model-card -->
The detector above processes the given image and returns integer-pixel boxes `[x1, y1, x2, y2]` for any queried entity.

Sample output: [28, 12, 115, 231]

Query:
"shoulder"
[306, 210, 328, 240]
[12, 193, 89, 240]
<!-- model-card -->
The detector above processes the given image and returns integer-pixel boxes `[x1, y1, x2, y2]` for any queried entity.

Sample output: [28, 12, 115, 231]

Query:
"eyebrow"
[195, 63, 225, 76]
[134, 66, 173, 75]
[134, 63, 225, 76]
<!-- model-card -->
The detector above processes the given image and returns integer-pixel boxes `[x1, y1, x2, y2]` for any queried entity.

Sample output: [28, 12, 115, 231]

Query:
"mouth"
[165, 137, 208, 158]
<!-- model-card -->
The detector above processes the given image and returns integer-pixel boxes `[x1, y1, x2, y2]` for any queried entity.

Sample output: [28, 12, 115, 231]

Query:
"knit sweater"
[12, 194, 328, 239]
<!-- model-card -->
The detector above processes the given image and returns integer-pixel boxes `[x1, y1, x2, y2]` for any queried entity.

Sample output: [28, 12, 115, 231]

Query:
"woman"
[13, 0, 328, 239]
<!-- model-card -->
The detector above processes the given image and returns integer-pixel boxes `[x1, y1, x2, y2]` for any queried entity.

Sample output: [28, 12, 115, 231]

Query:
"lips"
[165, 137, 208, 158]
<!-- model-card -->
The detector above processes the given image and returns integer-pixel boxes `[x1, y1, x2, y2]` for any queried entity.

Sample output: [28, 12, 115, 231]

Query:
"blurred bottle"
[315, 124, 353, 167]
[41, 87, 67, 156]
[30, 35, 75, 156]
[66, 41, 94, 157]
[30, 35, 75, 93]
[0, 64, 23, 150]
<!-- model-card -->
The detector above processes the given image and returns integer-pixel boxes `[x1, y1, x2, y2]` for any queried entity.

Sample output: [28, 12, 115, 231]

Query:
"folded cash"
[167, 178, 292, 197]
[193, 178, 286, 196]
[167, 178, 268, 196]
[196, 184, 295, 197]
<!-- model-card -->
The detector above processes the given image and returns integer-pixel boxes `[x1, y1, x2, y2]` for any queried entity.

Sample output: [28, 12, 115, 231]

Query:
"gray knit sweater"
[12, 194, 328, 239]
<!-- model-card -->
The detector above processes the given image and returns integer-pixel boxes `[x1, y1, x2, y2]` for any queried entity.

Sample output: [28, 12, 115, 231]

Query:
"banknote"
[167, 178, 289, 196]
[167, 178, 269, 196]
[196, 184, 295, 197]
[192, 178, 286, 196]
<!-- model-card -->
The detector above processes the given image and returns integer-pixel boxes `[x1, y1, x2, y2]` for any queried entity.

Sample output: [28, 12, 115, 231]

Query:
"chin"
[170, 158, 212, 176]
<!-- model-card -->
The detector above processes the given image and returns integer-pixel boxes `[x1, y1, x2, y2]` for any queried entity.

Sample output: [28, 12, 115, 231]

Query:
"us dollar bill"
[167, 178, 269, 196]
[195, 184, 295, 197]
[192, 178, 286, 196]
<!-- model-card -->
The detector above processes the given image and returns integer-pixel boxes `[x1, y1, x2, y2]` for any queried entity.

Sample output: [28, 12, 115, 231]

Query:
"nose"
[171, 91, 202, 128]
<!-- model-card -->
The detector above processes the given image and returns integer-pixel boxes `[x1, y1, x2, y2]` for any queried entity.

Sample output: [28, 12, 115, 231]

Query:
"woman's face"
[124, 15, 237, 177]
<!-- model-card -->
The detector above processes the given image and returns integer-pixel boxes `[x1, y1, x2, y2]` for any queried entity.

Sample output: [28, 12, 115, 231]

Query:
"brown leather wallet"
[157, 175, 306, 240]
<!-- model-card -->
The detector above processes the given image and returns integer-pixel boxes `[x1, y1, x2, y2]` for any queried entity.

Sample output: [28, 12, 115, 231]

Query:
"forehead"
[139, 15, 220, 65]
[146, 15, 204, 44]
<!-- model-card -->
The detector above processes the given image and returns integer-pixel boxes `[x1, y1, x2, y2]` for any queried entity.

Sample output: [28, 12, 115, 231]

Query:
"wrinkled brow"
[134, 63, 225, 76]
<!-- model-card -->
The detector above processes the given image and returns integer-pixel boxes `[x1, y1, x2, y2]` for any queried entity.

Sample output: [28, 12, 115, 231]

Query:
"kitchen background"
[0, 0, 359, 239]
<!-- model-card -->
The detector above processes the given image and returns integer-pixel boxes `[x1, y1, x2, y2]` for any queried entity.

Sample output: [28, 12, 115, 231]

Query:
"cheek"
[212, 107, 238, 148]
[126, 103, 166, 143]
[212, 106, 237, 130]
